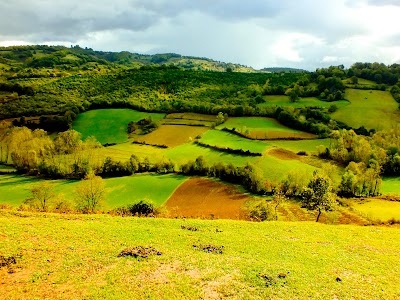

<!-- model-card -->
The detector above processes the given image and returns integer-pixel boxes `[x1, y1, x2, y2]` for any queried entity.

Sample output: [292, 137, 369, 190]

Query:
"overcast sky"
[1, 0, 400, 70]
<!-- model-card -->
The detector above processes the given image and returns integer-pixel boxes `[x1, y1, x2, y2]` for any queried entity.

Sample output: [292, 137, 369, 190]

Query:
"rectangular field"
[198, 130, 269, 153]
[135, 125, 209, 148]
[331, 89, 400, 130]
[217, 116, 315, 139]
[72, 109, 166, 144]
[259, 96, 349, 109]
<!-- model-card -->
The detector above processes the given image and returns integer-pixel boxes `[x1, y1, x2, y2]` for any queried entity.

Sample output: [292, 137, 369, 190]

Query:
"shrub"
[247, 201, 275, 221]
[128, 200, 156, 216]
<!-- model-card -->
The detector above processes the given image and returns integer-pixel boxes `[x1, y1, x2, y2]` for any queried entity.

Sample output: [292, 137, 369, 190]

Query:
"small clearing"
[163, 178, 251, 220]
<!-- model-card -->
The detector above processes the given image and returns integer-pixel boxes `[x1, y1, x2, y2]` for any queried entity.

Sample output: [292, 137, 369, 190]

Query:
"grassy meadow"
[0, 174, 187, 209]
[352, 198, 400, 222]
[216, 116, 315, 139]
[1, 211, 399, 300]
[331, 89, 400, 130]
[135, 125, 209, 147]
[198, 130, 269, 153]
[259, 95, 349, 109]
[73, 109, 166, 144]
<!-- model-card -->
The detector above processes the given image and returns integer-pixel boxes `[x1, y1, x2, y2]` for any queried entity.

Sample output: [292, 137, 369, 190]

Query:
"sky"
[1, 0, 400, 70]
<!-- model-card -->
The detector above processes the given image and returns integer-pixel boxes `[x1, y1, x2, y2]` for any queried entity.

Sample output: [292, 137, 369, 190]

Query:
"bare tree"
[75, 172, 106, 213]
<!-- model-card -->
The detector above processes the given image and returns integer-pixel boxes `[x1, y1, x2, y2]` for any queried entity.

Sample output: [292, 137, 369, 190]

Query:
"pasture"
[352, 198, 400, 222]
[135, 125, 209, 148]
[268, 138, 330, 154]
[73, 109, 165, 144]
[1, 212, 399, 299]
[162, 112, 217, 127]
[257, 153, 317, 182]
[259, 95, 349, 109]
[331, 89, 400, 130]
[0, 174, 187, 209]
[165, 143, 260, 166]
[198, 130, 269, 153]
[217, 116, 315, 139]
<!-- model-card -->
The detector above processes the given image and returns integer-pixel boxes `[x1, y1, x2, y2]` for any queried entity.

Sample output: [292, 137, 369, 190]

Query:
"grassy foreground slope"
[0, 211, 399, 300]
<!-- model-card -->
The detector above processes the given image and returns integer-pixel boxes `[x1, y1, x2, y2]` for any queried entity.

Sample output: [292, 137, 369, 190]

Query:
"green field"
[331, 89, 400, 130]
[73, 109, 166, 144]
[268, 139, 331, 154]
[259, 96, 349, 109]
[1, 212, 399, 299]
[352, 199, 400, 222]
[198, 130, 269, 153]
[217, 116, 302, 133]
[165, 143, 259, 166]
[382, 177, 400, 195]
[257, 155, 317, 182]
[0, 174, 187, 209]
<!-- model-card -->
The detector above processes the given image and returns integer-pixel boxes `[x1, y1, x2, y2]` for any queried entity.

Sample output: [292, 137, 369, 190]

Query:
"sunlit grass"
[0, 212, 399, 299]
[73, 109, 165, 144]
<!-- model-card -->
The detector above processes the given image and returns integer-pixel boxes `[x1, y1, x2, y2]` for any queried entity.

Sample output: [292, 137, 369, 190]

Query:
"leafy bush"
[128, 200, 156, 216]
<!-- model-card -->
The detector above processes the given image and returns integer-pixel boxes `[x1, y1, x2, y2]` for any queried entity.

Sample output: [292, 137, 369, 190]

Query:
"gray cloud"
[1, 0, 400, 69]
[368, 0, 400, 6]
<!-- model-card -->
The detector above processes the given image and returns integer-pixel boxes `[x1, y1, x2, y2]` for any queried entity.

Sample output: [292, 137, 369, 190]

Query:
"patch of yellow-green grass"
[352, 199, 400, 222]
[268, 139, 331, 154]
[259, 95, 349, 109]
[136, 125, 209, 148]
[331, 89, 400, 130]
[256, 154, 317, 182]
[100, 142, 166, 161]
[0, 212, 399, 299]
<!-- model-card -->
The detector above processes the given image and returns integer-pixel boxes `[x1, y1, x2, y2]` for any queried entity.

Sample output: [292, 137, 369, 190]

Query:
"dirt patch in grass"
[135, 125, 209, 148]
[249, 130, 316, 140]
[267, 148, 300, 160]
[193, 244, 224, 254]
[118, 246, 162, 258]
[163, 178, 251, 220]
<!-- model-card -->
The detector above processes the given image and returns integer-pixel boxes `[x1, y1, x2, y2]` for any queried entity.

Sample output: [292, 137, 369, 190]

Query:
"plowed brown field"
[163, 178, 251, 220]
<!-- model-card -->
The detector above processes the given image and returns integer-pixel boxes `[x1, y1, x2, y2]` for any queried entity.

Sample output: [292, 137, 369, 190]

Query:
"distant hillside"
[260, 67, 308, 73]
[0, 45, 256, 72]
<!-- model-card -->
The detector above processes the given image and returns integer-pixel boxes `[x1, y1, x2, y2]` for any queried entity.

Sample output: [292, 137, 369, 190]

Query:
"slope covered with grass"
[72, 109, 165, 144]
[331, 89, 400, 130]
[0, 211, 399, 300]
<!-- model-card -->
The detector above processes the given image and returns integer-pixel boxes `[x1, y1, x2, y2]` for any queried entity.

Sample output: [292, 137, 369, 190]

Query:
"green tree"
[75, 172, 106, 213]
[302, 172, 336, 222]
[25, 181, 55, 212]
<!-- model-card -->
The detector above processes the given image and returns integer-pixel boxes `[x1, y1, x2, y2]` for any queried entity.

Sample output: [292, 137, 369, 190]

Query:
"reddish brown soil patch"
[249, 131, 316, 140]
[135, 125, 209, 148]
[163, 178, 251, 220]
[267, 148, 299, 160]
